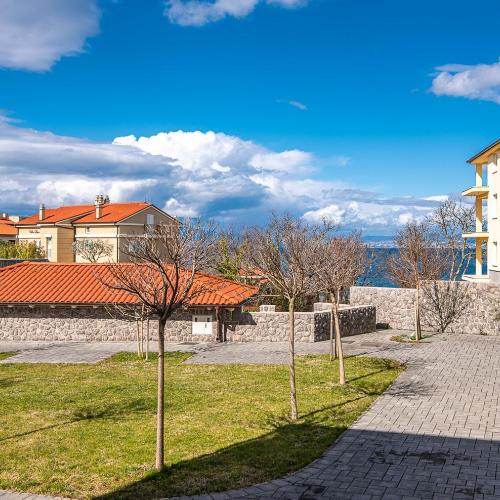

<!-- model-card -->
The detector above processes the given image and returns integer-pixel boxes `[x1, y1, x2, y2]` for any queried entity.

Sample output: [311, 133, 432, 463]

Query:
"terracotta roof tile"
[0, 220, 17, 236]
[0, 262, 258, 306]
[74, 202, 151, 224]
[17, 205, 95, 225]
[17, 202, 155, 226]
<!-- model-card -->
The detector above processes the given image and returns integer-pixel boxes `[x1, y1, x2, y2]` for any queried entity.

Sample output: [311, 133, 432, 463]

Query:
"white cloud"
[0, 116, 446, 233]
[288, 100, 308, 111]
[0, 0, 100, 71]
[249, 150, 312, 173]
[431, 59, 500, 104]
[164, 0, 307, 26]
[424, 195, 449, 202]
[164, 198, 198, 217]
[303, 204, 345, 224]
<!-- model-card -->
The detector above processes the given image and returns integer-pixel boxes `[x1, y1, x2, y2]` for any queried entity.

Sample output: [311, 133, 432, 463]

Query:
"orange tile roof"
[0, 262, 258, 306]
[17, 205, 95, 225]
[73, 202, 152, 224]
[0, 220, 17, 236]
[17, 202, 155, 226]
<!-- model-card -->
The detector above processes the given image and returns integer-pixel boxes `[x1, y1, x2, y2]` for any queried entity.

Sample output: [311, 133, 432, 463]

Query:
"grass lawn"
[0, 352, 403, 499]
[0, 352, 15, 361]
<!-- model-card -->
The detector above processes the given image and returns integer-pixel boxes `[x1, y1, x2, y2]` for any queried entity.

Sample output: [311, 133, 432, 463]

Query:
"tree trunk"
[415, 282, 422, 341]
[288, 297, 298, 420]
[333, 290, 346, 385]
[156, 319, 165, 471]
[136, 319, 142, 358]
[146, 318, 150, 361]
[329, 294, 335, 361]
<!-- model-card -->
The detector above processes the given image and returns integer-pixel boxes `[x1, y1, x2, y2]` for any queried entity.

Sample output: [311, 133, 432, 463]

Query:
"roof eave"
[467, 139, 500, 164]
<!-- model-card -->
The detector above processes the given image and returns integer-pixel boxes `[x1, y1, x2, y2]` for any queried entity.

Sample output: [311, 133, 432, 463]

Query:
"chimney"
[39, 204, 46, 221]
[0, 212, 7, 220]
[95, 194, 104, 219]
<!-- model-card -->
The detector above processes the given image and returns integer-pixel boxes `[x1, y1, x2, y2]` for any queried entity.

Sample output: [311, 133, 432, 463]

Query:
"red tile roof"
[0, 219, 17, 236]
[73, 202, 152, 224]
[17, 202, 157, 226]
[17, 205, 95, 225]
[0, 262, 258, 306]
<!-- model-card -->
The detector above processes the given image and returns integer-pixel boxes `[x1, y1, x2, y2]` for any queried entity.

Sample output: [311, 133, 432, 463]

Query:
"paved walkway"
[2, 333, 500, 499]
[0, 332, 405, 364]
[172, 333, 500, 499]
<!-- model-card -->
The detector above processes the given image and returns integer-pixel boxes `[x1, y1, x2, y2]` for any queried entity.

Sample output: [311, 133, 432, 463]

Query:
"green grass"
[0, 352, 16, 361]
[0, 352, 403, 499]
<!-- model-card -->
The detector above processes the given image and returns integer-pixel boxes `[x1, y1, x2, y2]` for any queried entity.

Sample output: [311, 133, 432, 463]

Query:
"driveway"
[0, 331, 406, 364]
[1, 333, 500, 499]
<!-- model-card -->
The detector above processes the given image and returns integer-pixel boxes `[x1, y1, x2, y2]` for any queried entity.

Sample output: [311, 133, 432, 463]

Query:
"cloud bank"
[431, 59, 500, 104]
[164, 0, 307, 26]
[0, 0, 100, 71]
[0, 117, 447, 234]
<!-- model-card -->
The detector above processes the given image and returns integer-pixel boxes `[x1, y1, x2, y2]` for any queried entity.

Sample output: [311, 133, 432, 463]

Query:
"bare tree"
[418, 199, 474, 332]
[246, 214, 330, 420]
[317, 232, 366, 384]
[73, 239, 113, 263]
[103, 219, 218, 471]
[421, 280, 470, 333]
[427, 198, 475, 280]
[387, 222, 447, 341]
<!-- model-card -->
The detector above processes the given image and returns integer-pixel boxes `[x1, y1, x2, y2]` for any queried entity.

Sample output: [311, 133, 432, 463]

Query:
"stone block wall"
[224, 305, 376, 343]
[350, 283, 500, 335]
[350, 287, 417, 331]
[0, 306, 218, 342]
[0, 303, 377, 343]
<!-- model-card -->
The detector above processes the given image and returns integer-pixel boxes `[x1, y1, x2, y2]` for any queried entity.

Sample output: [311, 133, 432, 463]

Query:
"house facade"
[463, 140, 500, 283]
[16, 196, 177, 263]
[0, 214, 17, 243]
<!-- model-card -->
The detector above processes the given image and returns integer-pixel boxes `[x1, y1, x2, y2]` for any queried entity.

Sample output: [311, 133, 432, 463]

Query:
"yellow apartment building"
[16, 196, 178, 263]
[463, 140, 500, 283]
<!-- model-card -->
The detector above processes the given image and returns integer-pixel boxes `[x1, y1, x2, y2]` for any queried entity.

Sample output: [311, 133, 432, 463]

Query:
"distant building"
[0, 213, 18, 243]
[16, 195, 178, 263]
[463, 140, 500, 283]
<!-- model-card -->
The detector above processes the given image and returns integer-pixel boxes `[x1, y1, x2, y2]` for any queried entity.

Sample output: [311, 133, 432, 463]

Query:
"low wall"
[0, 306, 217, 343]
[0, 303, 377, 343]
[225, 305, 376, 343]
[350, 283, 500, 335]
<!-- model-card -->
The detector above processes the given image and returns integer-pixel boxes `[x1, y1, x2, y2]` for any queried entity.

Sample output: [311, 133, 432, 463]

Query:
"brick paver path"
[172, 334, 500, 499]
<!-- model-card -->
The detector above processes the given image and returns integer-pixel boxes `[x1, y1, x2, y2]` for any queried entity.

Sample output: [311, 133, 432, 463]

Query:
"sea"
[362, 237, 479, 287]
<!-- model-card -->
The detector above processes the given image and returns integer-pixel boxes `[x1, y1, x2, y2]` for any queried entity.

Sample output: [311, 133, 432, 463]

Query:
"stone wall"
[350, 283, 500, 335]
[0, 303, 377, 343]
[350, 287, 417, 331]
[224, 304, 376, 343]
[0, 306, 218, 342]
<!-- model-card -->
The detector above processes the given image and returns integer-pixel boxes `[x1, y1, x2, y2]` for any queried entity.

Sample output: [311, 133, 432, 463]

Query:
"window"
[85, 226, 90, 233]
[128, 240, 142, 253]
[147, 213, 155, 226]
[46, 237, 52, 260]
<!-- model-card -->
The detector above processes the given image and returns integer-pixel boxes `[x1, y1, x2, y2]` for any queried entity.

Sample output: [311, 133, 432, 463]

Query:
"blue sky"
[1, 0, 500, 234]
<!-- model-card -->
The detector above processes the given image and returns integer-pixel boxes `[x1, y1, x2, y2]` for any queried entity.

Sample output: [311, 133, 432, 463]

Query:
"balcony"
[462, 185, 489, 199]
[463, 274, 490, 283]
[462, 232, 489, 239]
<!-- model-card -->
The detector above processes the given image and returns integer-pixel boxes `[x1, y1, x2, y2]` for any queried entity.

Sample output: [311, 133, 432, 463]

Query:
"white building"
[463, 140, 500, 283]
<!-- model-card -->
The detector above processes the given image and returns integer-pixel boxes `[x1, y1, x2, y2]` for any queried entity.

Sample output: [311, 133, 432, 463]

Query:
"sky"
[1, 0, 500, 235]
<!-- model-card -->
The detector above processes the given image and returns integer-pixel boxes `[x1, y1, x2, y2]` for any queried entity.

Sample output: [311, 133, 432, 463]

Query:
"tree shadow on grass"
[0, 399, 151, 443]
[94, 421, 345, 500]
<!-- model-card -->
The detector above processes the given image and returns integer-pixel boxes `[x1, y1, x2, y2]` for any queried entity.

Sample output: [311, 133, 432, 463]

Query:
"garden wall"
[224, 304, 376, 342]
[0, 303, 377, 343]
[350, 282, 500, 335]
